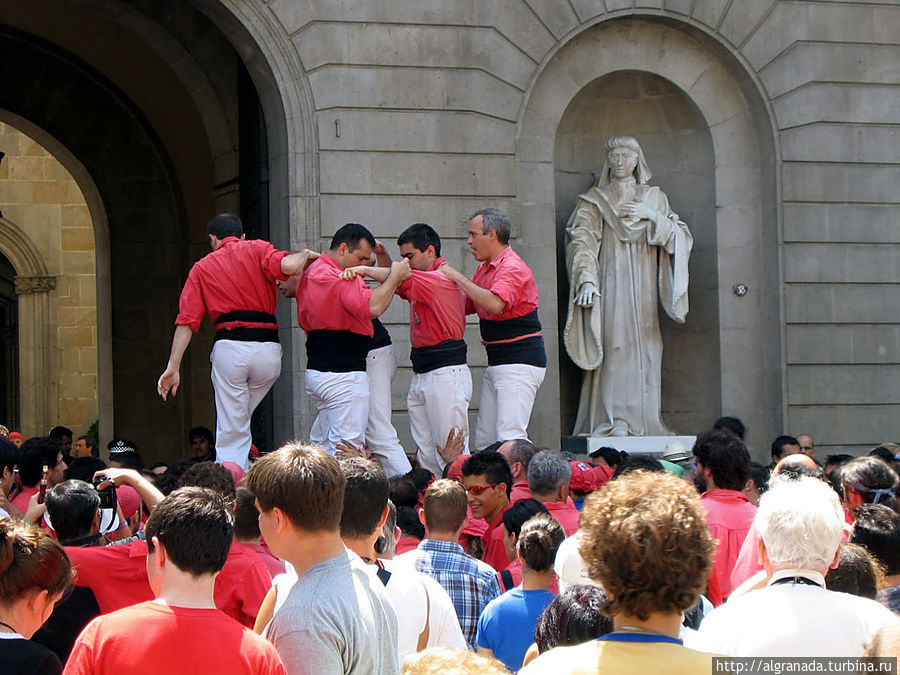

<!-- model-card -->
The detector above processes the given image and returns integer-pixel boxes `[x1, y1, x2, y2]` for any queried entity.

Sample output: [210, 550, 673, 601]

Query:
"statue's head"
[600, 135, 652, 185]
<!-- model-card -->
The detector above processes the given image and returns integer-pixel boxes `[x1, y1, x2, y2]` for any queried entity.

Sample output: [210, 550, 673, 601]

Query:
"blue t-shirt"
[476, 587, 555, 672]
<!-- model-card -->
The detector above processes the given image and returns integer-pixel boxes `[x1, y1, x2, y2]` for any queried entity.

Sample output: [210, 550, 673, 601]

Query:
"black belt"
[215, 310, 277, 325]
[214, 310, 280, 343]
[410, 339, 467, 374]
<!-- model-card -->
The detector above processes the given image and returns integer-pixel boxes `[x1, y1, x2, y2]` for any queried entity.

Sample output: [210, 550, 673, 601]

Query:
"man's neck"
[343, 534, 379, 562]
[281, 529, 347, 576]
[155, 572, 218, 610]
[484, 244, 509, 264]
[425, 530, 462, 544]
[483, 499, 509, 525]
[613, 611, 682, 639]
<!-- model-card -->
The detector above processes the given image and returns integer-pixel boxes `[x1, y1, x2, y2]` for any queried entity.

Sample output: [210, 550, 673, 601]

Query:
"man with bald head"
[797, 434, 815, 459]
[497, 439, 537, 503]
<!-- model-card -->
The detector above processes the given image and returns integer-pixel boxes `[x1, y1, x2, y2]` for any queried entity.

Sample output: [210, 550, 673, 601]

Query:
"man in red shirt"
[65, 487, 286, 675]
[10, 436, 67, 512]
[438, 209, 546, 449]
[527, 450, 581, 536]
[342, 223, 470, 477]
[460, 451, 513, 571]
[157, 214, 317, 469]
[497, 439, 538, 503]
[692, 428, 757, 605]
[297, 223, 410, 453]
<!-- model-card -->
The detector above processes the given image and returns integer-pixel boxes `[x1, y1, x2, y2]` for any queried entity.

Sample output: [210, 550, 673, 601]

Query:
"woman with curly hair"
[520, 470, 717, 673]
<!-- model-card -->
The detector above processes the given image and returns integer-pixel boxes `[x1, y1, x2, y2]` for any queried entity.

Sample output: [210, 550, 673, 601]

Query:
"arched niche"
[516, 18, 781, 452]
[554, 70, 720, 435]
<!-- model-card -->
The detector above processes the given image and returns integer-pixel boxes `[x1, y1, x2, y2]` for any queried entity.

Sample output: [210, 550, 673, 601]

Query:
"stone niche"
[554, 70, 721, 437]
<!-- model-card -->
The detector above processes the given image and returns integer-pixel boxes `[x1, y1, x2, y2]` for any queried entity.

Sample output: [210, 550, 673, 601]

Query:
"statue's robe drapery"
[563, 182, 692, 436]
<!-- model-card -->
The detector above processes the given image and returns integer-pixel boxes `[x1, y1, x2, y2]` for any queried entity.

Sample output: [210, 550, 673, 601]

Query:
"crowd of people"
[1, 209, 899, 673]
[1, 419, 900, 673]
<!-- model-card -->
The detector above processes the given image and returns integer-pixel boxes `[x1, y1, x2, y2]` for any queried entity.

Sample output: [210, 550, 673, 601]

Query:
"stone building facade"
[0, 0, 896, 462]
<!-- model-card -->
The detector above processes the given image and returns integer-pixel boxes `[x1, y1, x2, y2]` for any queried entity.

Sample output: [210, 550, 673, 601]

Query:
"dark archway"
[0, 251, 17, 430]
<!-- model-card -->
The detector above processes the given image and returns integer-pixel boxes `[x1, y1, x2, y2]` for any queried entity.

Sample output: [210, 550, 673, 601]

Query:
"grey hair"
[528, 450, 573, 496]
[756, 477, 844, 572]
[598, 135, 653, 185]
[469, 208, 511, 245]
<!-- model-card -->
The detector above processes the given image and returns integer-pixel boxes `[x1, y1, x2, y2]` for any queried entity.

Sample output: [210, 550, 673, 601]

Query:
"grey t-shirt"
[267, 551, 399, 675]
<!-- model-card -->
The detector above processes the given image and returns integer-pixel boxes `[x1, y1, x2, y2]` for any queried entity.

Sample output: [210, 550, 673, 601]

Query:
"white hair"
[755, 477, 844, 571]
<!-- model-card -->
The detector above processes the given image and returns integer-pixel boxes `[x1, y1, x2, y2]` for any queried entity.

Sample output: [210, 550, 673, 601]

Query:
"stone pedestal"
[562, 435, 696, 458]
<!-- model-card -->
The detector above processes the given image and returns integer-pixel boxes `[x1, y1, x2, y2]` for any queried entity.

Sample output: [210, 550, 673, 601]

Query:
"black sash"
[410, 339, 467, 374]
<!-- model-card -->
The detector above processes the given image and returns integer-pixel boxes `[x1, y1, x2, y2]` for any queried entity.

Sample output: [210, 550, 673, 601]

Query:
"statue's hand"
[621, 201, 655, 221]
[575, 282, 599, 307]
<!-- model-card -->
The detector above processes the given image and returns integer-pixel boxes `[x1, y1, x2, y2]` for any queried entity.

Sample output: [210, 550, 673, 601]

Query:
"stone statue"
[563, 136, 692, 437]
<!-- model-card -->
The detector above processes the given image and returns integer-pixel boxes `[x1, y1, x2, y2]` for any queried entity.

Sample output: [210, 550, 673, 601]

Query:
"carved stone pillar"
[15, 274, 56, 437]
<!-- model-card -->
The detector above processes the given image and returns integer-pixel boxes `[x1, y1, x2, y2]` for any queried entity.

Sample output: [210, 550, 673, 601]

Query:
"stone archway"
[516, 18, 781, 452]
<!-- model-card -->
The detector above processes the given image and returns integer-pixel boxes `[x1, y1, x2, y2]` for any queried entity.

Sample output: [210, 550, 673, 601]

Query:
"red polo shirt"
[700, 489, 757, 606]
[175, 237, 288, 332]
[297, 254, 373, 336]
[397, 256, 466, 348]
[543, 501, 581, 537]
[469, 247, 539, 321]
[481, 503, 513, 571]
[509, 480, 532, 504]
[10, 485, 38, 512]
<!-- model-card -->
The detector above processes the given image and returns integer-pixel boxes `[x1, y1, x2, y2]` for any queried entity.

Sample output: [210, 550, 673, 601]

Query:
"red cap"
[569, 461, 599, 492]
[8, 431, 23, 441]
[116, 485, 142, 521]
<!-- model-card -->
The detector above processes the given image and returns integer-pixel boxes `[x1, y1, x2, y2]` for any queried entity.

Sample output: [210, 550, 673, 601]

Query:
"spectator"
[8, 431, 24, 448]
[48, 426, 73, 460]
[0, 519, 72, 675]
[73, 436, 97, 459]
[743, 462, 770, 507]
[850, 504, 900, 612]
[611, 454, 663, 478]
[521, 471, 716, 673]
[498, 439, 539, 502]
[796, 433, 815, 459]
[0, 437, 20, 518]
[770, 435, 801, 467]
[398, 479, 502, 649]
[188, 425, 216, 463]
[65, 487, 285, 674]
[713, 416, 746, 440]
[233, 487, 284, 577]
[588, 446, 624, 471]
[691, 478, 895, 656]
[106, 438, 143, 472]
[477, 513, 564, 672]
[499, 498, 550, 590]
[523, 585, 613, 667]
[460, 451, 513, 571]
[10, 437, 66, 512]
[692, 429, 755, 605]
[395, 505, 425, 554]
[527, 450, 580, 536]
[826, 542, 882, 600]
[841, 456, 900, 516]
[245, 442, 399, 673]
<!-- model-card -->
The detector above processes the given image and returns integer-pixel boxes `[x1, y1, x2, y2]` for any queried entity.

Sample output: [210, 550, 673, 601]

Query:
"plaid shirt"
[399, 538, 502, 649]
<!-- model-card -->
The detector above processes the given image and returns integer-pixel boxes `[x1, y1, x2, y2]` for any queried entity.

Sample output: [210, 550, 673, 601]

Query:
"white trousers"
[210, 340, 282, 470]
[306, 369, 369, 454]
[366, 345, 412, 478]
[473, 363, 546, 450]
[408, 364, 472, 478]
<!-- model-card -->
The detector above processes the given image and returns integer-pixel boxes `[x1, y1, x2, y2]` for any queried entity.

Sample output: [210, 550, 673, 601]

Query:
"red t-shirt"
[397, 256, 467, 348]
[175, 237, 289, 332]
[509, 481, 532, 504]
[543, 501, 581, 537]
[236, 541, 284, 581]
[10, 485, 38, 512]
[481, 504, 513, 571]
[64, 601, 286, 675]
[699, 489, 758, 606]
[468, 247, 539, 321]
[66, 541, 272, 627]
[297, 254, 374, 335]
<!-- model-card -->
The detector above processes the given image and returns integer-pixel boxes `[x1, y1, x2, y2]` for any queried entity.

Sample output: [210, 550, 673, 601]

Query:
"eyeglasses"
[464, 483, 498, 496]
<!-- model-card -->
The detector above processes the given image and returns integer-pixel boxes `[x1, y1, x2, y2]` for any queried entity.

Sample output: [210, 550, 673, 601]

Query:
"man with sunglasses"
[460, 451, 514, 571]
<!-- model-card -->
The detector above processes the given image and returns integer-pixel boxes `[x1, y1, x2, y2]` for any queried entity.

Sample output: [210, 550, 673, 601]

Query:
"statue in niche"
[563, 135, 693, 437]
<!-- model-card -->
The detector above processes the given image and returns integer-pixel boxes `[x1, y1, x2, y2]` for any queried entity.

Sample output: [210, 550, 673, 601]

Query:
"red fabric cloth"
[397, 257, 467, 347]
[468, 247, 540, 321]
[543, 501, 581, 537]
[509, 480, 532, 504]
[699, 489, 757, 606]
[395, 536, 421, 556]
[10, 485, 38, 512]
[568, 461, 599, 493]
[175, 237, 288, 332]
[237, 542, 284, 579]
[480, 504, 513, 571]
[64, 601, 286, 675]
[297, 254, 373, 335]
[502, 559, 560, 594]
[592, 464, 614, 489]
[66, 541, 271, 627]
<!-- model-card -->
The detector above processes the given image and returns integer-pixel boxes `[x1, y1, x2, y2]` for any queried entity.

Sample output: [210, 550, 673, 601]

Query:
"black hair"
[405, 468, 434, 494]
[0, 438, 18, 473]
[612, 455, 664, 480]
[397, 223, 441, 257]
[825, 542, 881, 600]
[589, 447, 625, 468]
[501, 498, 548, 539]
[146, 487, 233, 576]
[340, 458, 389, 539]
[46, 480, 100, 544]
[329, 223, 375, 252]
[389, 476, 419, 509]
[76, 435, 98, 457]
[534, 585, 612, 653]
[713, 416, 746, 440]
[178, 462, 236, 502]
[748, 462, 770, 495]
[48, 426, 73, 441]
[18, 437, 63, 487]
[461, 451, 513, 497]
[155, 460, 192, 496]
[188, 426, 215, 445]
[65, 456, 107, 483]
[771, 435, 800, 461]
[517, 513, 565, 572]
[870, 446, 896, 463]
[851, 504, 900, 576]
[692, 429, 751, 491]
[396, 504, 425, 540]
[233, 487, 261, 541]
[207, 213, 243, 239]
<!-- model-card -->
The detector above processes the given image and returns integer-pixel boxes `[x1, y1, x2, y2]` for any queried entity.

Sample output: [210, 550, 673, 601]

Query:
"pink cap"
[116, 485, 142, 520]
[221, 461, 246, 487]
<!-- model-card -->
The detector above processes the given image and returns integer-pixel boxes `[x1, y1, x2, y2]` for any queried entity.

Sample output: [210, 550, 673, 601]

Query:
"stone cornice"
[15, 275, 56, 295]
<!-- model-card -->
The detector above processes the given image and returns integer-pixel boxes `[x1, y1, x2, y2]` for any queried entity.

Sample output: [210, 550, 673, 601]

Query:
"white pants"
[366, 345, 412, 478]
[307, 369, 369, 454]
[408, 364, 472, 478]
[473, 363, 546, 450]
[210, 340, 282, 469]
